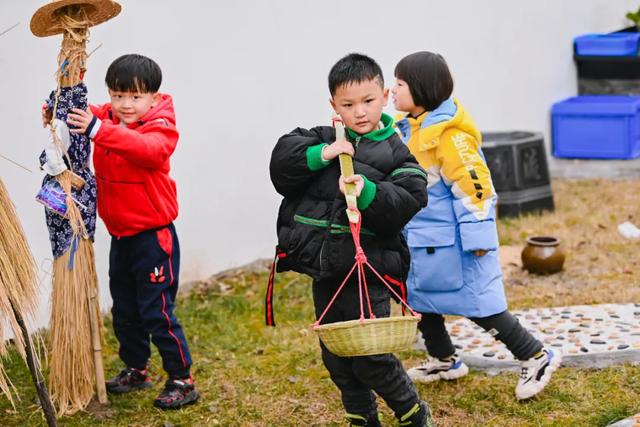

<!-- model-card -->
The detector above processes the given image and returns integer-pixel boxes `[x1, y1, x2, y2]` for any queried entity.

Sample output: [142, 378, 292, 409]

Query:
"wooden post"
[88, 290, 107, 404]
[12, 303, 58, 427]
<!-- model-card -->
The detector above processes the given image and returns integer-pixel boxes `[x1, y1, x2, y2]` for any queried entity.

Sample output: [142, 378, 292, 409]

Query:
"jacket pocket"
[287, 214, 328, 270]
[102, 179, 159, 231]
[407, 226, 464, 292]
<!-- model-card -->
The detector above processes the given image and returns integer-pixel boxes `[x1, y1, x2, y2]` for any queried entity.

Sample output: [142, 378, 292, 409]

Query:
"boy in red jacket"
[67, 54, 197, 409]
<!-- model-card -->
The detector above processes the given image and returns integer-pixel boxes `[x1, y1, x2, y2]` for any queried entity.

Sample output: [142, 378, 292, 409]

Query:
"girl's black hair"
[394, 51, 453, 110]
[105, 54, 162, 93]
[328, 53, 384, 96]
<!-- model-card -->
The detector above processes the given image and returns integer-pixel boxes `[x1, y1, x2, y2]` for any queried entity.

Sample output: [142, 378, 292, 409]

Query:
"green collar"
[346, 113, 395, 141]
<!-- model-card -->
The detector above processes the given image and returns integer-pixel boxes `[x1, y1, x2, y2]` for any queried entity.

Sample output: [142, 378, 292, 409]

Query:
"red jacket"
[91, 94, 179, 237]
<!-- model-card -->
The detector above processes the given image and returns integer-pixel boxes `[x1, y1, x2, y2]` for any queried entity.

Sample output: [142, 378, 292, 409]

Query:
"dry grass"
[0, 178, 40, 405]
[498, 179, 640, 309]
[0, 178, 638, 426]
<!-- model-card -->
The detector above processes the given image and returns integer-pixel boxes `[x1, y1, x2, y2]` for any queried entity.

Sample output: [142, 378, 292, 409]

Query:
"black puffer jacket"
[270, 113, 428, 282]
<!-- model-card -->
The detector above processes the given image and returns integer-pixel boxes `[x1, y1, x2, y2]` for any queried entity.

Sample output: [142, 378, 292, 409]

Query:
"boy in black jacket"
[270, 53, 434, 427]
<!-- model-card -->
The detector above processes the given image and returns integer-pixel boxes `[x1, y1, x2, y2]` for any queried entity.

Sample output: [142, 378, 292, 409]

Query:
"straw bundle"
[55, 6, 88, 87]
[49, 237, 99, 415]
[48, 170, 102, 416]
[0, 179, 40, 404]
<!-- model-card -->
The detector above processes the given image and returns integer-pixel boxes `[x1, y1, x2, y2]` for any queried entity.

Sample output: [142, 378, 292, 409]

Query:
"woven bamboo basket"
[314, 315, 419, 357]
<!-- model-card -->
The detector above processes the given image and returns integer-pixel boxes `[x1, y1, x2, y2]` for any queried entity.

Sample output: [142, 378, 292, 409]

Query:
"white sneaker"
[407, 355, 469, 384]
[515, 348, 562, 400]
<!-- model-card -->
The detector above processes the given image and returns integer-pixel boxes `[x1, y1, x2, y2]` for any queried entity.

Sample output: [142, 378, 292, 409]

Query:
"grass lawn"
[1, 179, 639, 426]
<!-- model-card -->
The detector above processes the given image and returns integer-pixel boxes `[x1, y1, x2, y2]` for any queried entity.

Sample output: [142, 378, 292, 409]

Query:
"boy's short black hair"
[394, 51, 453, 111]
[328, 53, 384, 96]
[105, 54, 162, 93]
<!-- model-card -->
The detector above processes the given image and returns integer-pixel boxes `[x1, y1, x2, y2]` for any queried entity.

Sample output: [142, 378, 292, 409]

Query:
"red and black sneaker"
[106, 367, 153, 394]
[153, 376, 199, 410]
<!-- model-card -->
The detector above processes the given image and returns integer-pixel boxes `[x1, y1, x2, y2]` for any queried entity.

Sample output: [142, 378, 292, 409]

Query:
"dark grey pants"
[418, 310, 543, 361]
[313, 276, 421, 419]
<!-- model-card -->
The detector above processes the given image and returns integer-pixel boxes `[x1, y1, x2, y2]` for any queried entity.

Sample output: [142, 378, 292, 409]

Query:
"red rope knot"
[354, 247, 367, 263]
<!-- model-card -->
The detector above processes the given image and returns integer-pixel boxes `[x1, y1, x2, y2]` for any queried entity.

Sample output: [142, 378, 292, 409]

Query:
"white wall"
[1, 0, 636, 327]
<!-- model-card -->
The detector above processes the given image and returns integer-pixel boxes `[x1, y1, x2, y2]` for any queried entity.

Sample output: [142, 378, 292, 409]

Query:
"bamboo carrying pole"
[334, 120, 360, 223]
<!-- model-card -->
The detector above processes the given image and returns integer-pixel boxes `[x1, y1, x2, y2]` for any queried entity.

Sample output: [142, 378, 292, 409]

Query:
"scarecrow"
[30, 0, 121, 415]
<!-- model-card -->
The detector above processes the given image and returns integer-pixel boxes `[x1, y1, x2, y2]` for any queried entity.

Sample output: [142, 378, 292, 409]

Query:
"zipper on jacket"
[319, 240, 326, 271]
[354, 136, 362, 149]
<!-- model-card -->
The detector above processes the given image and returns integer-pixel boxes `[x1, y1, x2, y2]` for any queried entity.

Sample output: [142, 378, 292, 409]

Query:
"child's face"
[392, 78, 421, 115]
[108, 90, 160, 124]
[330, 78, 389, 135]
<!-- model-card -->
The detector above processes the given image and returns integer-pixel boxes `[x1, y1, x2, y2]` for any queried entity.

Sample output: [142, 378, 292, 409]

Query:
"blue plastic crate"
[552, 96, 640, 159]
[574, 33, 640, 56]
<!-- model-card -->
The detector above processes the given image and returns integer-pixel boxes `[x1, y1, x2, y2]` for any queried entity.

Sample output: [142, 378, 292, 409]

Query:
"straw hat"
[30, 0, 121, 37]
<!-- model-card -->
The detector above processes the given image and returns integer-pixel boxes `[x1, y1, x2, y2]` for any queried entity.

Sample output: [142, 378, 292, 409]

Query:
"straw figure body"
[31, 0, 121, 415]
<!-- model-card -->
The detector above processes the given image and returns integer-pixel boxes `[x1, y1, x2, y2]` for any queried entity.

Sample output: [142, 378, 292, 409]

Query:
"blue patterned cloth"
[39, 83, 97, 258]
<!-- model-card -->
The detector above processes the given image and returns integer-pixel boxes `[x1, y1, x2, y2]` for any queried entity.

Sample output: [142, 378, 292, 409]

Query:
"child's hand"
[339, 174, 364, 197]
[474, 250, 488, 257]
[42, 103, 52, 128]
[67, 108, 95, 134]
[322, 138, 354, 161]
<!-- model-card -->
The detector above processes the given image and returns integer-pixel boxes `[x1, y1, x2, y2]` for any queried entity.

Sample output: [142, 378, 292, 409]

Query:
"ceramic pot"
[521, 236, 565, 274]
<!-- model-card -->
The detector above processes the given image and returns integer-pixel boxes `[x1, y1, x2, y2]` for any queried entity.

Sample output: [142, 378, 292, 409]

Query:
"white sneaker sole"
[408, 363, 469, 384]
[515, 351, 563, 400]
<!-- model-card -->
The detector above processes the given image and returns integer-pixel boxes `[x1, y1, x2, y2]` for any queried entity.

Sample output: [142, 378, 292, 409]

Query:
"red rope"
[360, 261, 374, 320]
[314, 261, 358, 326]
[314, 208, 420, 326]
[349, 216, 375, 320]
[366, 261, 420, 317]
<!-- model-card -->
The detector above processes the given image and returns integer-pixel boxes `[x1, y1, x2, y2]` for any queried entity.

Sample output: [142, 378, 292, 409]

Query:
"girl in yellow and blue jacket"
[393, 51, 561, 400]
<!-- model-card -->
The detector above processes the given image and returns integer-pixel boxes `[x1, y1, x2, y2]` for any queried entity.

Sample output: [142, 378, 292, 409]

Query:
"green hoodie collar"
[346, 113, 395, 142]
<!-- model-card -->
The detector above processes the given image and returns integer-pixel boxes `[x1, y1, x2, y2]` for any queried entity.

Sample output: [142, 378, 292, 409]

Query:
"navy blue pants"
[109, 223, 192, 378]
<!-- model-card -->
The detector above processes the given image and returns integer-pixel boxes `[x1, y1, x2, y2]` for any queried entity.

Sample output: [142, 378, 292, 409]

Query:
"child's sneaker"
[398, 401, 436, 427]
[407, 355, 469, 384]
[515, 348, 562, 400]
[153, 376, 199, 409]
[106, 367, 152, 393]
